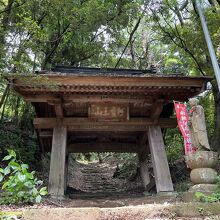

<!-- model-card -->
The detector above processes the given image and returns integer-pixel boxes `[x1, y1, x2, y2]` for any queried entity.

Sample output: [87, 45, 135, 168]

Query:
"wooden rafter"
[24, 94, 153, 104]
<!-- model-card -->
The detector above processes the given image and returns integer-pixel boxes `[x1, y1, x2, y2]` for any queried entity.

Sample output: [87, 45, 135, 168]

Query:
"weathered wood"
[148, 125, 174, 192]
[64, 154, 69, 193]
[151, 99, 164, 122]
[14, 75, 211, 88]
[89, 103, 129, 122]
[54, 104, 64, 118]
[33, 117, 177, 130]
[39, 130, 53, 137]
[40, 131, 140, 140]
[68, 142, 138, 153]
[138, 133, 150, 162]
[12, 70, 211, 169]
[138, 137, 151, 189]
[24, 94, 153, 105]
[139, 158, 151, 189]
[48, 126, 67, 198]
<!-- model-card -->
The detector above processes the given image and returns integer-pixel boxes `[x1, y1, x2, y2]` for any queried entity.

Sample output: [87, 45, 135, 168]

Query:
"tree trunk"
[211, 83, 220, 152]
[0, 88, 10, 121]
[0, 84, 10, 110]
[14, 96, 20, 125]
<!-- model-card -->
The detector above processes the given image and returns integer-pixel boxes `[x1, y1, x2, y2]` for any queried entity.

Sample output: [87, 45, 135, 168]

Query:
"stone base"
[143, 191, 151, 196]
[190, 168, 217, 184]
[189, 184, 218, 193]
[185, 151, 218, 169]
[157, 191, 177, 196]
[182, 191, 214, 202]
[50, 194, 67, 200]
[182, 184, 218, 202]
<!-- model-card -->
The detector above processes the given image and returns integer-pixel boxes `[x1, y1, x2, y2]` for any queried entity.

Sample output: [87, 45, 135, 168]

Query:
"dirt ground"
[1, 202, 220, 220]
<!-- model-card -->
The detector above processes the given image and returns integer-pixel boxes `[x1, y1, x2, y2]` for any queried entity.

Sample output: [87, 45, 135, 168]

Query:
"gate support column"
[138, 134, 151, 190]
[49, 126, 67, 198]
[139, 158, 150, 189]
[64, 154, 69, 193]
[148, 125, 174, 193]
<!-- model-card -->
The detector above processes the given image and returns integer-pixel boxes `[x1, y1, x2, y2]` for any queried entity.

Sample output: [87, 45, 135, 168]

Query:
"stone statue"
[188, 98, 211, 151]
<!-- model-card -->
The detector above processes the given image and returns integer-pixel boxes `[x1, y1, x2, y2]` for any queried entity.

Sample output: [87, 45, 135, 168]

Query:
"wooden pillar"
[139, 158, 150, 189]
[148, 125, 174, 193]
[138, 133, 150, 190]
[49, 126, 67, 198]
[64, 154, 69, 193]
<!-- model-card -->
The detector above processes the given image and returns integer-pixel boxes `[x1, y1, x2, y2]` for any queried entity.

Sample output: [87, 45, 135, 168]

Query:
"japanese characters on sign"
[174, 101, 196, 155]
[89, 103, 129, 122]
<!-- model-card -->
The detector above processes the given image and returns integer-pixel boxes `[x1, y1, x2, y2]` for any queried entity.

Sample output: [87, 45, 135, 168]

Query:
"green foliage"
[175, 180, 191, 192]
[0, 123, 39, 168]
[0, 150, 47, 205]
[195, 191, 220, 203]
[200, 92, 215, 141]
[0, 80, 40, 168]
[112, 154, 138, 180]
[165, 128, 184, 164]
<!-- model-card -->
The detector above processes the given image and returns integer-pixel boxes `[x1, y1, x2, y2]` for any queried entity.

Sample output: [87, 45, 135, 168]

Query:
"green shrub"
[0, 150, 47, 204]
[165, 128, 184, 164]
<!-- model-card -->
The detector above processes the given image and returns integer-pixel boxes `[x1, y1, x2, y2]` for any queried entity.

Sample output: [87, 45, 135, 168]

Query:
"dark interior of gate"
[12, 66, 211, 198]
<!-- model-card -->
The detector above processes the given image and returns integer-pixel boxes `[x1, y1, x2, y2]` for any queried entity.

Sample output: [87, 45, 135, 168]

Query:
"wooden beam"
[148, 125, 174, 193]
[151, 99, 164, 122]
[54, 103, 64, 118]
[39, 131, 140, 141]
[138, 132, 150, 161]
[64, 154, 69, 193]
[64, 95, 153, 105]
[15, 75, 210, 88]
[48, 126, 67, 198]
[68, 142, 138, 153]
[24, 94, 153, 104]
[25, 95, 61, 103]
[33, 117, 177, 131]
[39, 131, 53, 138]
[24, 94, 153, 112]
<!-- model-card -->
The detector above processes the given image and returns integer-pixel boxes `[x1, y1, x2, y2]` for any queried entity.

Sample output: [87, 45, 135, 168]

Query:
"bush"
[0, 150, 47, 204]
[165, 128, 184, 164]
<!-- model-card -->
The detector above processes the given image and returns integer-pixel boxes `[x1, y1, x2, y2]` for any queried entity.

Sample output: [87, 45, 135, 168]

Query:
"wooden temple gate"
[11, 66, 211, 198]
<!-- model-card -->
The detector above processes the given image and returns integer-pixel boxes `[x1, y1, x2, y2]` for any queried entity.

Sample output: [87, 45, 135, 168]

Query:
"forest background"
[0, 0, 219, 171]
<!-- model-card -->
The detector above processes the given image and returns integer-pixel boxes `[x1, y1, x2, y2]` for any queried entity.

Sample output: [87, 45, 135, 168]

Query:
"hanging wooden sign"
[88, 103, 129, 122]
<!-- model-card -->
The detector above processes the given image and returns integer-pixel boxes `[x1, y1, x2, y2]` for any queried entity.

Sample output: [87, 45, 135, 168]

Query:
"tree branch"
[114, 17, 141, 68]
[152, 10, 205, 76]
[0, 0, 26, 15]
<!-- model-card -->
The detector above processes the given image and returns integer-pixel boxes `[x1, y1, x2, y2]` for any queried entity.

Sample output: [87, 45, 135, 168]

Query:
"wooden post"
[138, 134, 151, 190]
[49, 126, 67, 198]
[148, 125, 174, 192]
[139, 158, 150, 189]
[64, 154, 69, 193]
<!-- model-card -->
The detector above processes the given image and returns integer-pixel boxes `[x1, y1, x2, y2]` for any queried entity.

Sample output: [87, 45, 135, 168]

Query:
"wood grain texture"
[33, 117, 177, 130]
[48, 126, 67, 198]
[148, 125, 174, 192]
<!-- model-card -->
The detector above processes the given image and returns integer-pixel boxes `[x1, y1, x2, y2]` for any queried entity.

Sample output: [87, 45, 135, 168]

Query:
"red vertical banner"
[174, 101, 196, 155]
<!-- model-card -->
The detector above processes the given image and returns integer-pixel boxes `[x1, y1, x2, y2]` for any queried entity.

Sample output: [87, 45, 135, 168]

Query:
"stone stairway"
[67, 159, 144, 197]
